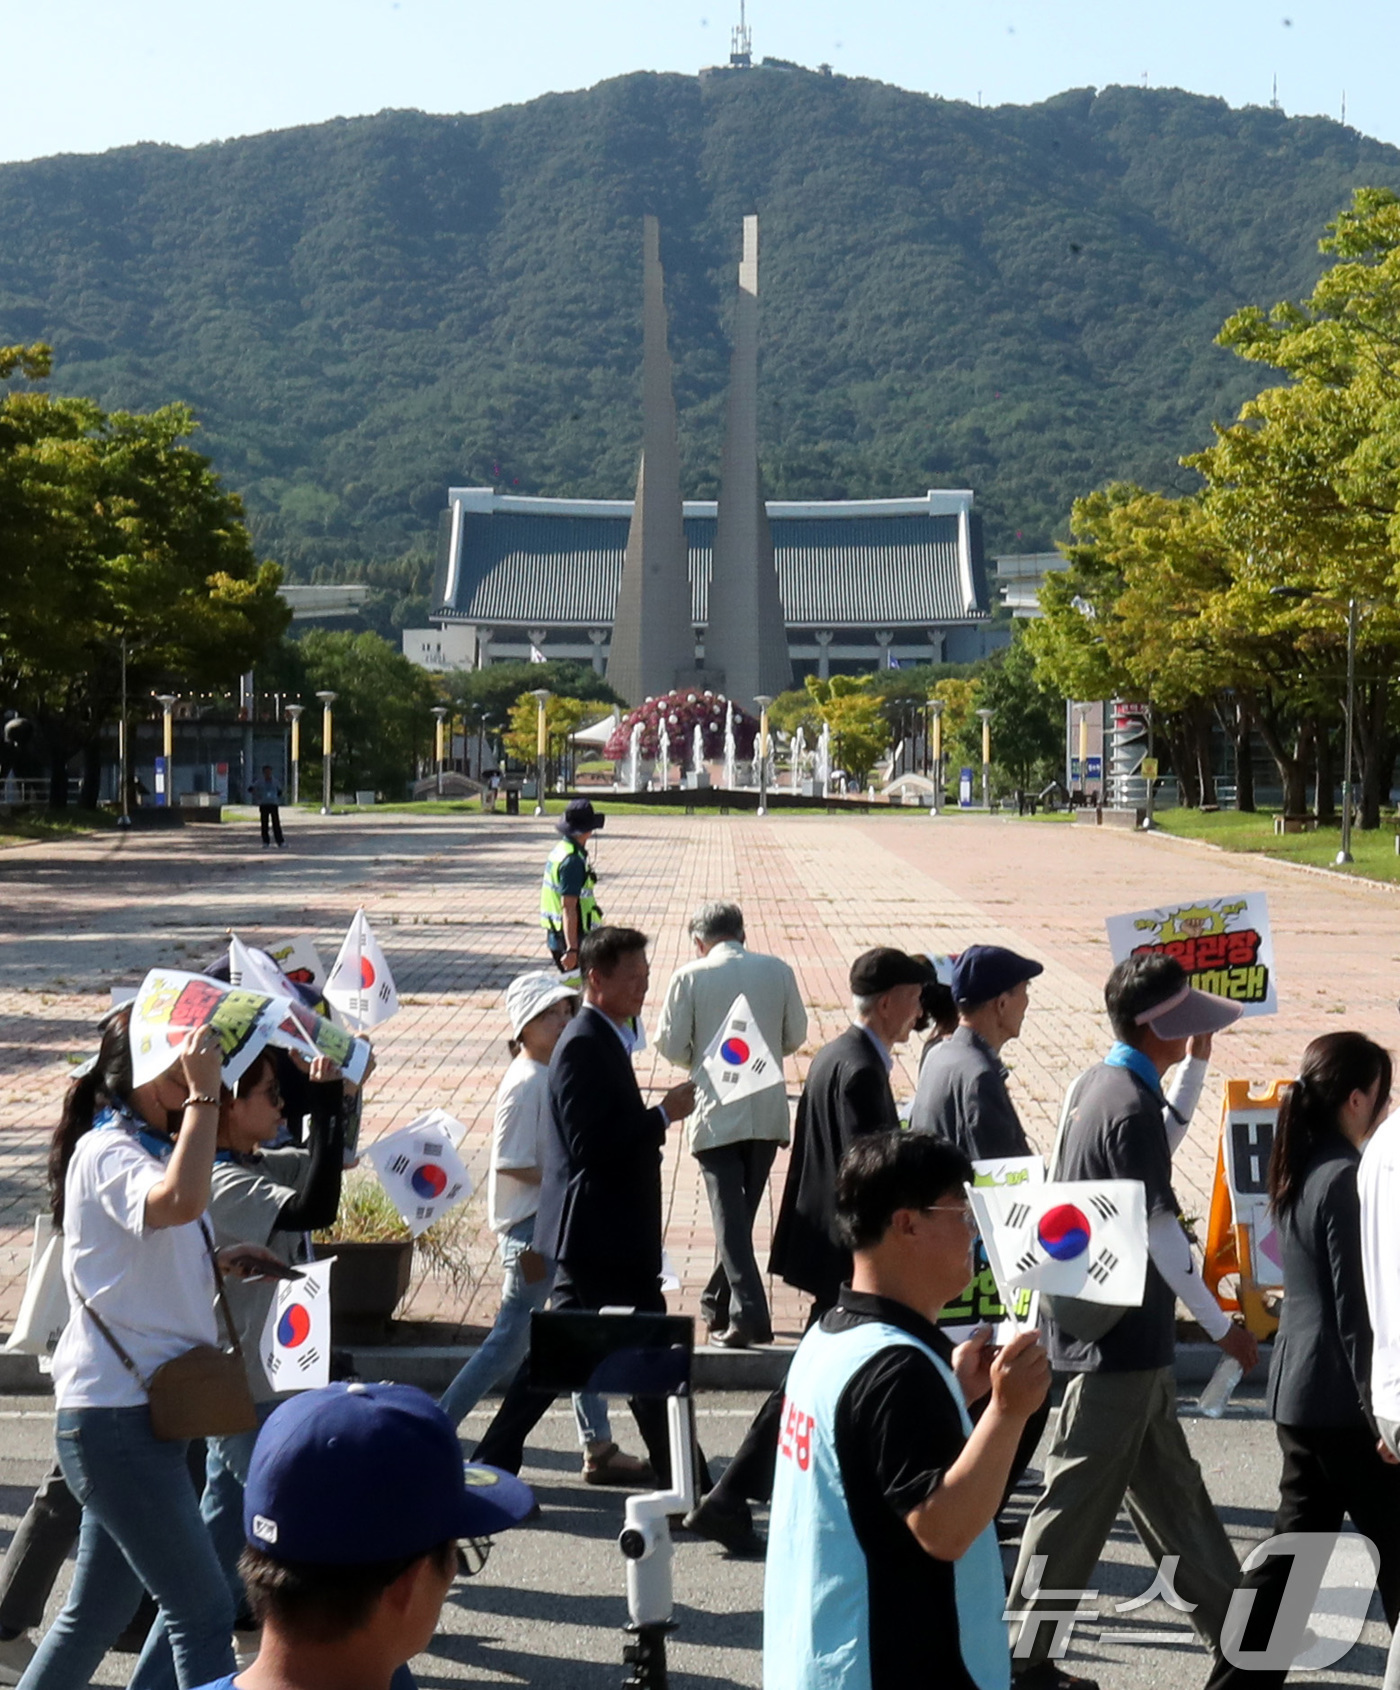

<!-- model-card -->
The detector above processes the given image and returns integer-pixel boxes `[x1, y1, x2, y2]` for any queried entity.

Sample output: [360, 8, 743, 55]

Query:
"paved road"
[0, 1385, 1387, 1689]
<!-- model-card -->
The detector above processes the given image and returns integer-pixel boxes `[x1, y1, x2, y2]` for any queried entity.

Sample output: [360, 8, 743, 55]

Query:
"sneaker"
[0, 1634, 35, 1686]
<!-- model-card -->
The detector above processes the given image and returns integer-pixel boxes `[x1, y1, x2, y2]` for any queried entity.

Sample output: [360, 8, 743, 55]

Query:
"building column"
[588, 629, 609, 675]
[876, 631, 894, 670]
[816, 630, 834, 681]
[476, 627, 494, 670]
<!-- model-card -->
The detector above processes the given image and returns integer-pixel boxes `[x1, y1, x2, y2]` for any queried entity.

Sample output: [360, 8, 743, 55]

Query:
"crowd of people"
[6, 792, 1400, 1690]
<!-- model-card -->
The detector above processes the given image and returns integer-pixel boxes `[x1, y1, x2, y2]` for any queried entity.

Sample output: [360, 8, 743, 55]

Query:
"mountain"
[2, 68, 1396, 586]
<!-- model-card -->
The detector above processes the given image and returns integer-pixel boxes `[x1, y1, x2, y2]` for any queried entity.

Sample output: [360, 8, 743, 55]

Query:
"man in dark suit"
[685, 946, 930, 1552]
[473, 926, 696, 1485]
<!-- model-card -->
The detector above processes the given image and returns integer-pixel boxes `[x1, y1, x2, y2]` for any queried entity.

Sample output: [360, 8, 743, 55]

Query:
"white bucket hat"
[505, 971, 579, 1039]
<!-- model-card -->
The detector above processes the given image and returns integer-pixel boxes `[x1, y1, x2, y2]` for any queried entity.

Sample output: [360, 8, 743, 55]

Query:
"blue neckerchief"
[94, 1102, 175, 1163]
[1106, 1041, 1165, 1102]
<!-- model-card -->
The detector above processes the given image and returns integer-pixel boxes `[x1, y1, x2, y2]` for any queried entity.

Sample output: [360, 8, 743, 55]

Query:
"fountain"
[816, 723, 832, 798]
[792, 726, 806, 795]
[627, 720, 644, 792]
[722, 703, 737, 790]
[657, 722, 671, 791]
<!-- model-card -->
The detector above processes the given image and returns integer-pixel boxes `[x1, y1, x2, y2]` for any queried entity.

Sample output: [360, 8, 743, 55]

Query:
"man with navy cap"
[910, 944, 1044, 1159]
[189, 1382, 533, 1690]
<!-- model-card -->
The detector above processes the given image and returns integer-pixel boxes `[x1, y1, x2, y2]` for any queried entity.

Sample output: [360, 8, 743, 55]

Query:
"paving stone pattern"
[3, 811, 1398, 1341]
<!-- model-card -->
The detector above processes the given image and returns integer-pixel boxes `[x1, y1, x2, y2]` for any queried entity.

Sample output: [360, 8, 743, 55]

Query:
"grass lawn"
[0, 808, 119, 849]
[1149, 806, 1400, 885]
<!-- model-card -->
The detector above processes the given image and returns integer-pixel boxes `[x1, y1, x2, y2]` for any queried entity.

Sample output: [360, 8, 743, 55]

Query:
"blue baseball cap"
[951, 944, 1044, 1007]
[244, 1382, 535, 1563]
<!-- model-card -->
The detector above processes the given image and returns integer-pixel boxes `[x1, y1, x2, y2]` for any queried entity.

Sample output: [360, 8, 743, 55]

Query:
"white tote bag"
[4, 1215, 69, 1360]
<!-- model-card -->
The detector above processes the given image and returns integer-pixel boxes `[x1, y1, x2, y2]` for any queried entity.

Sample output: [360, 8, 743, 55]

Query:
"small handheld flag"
[363, 1111, 473, 1237]
[968, 1179, 1148, 1307]
[324, 910, 399, 1030]
[700, 994, 784, 1104]
[262, 1258, 334, 1391]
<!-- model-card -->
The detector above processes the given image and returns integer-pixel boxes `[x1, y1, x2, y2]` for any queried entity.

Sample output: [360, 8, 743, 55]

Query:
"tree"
[298, 630, 439, 799]
[445, 660, 622, 741]
[503, 693, 601, 775]
[804, 676, 888, 787]
[970, 635, 1063, 792]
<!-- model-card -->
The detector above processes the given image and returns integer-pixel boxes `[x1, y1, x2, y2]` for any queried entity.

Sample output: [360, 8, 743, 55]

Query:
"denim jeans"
[17, 1407, 234, 1690]
[439, 1217, 610, 1446]
[128, 1401, 282, 1690]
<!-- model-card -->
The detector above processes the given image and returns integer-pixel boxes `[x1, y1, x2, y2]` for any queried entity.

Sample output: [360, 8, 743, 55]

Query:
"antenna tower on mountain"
[730, 0, 752, 68]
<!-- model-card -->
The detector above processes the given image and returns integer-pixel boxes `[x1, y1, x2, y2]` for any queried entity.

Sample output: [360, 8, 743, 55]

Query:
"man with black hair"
[473, 927, 700, 1486]
[188, 1381, 533, 1690]
[765, 1130, 1050, 1690]
[1006, 952, 1258, 1690]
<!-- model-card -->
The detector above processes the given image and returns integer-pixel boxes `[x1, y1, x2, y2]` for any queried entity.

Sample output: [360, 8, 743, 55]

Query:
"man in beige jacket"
[654, 901, 808, 1347]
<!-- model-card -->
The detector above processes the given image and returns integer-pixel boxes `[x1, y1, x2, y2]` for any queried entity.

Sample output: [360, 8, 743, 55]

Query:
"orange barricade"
[1201, 1078, 1290, 1340]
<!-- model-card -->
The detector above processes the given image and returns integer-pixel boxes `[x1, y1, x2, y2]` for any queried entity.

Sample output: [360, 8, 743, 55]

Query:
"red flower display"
[603, 688, 758, 769]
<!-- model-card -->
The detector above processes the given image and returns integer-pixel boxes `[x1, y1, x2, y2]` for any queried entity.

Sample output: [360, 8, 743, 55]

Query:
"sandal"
[583, 1442, 658, 1487]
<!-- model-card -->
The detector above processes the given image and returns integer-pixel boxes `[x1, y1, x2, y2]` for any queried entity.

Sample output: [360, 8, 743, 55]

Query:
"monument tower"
[606, 217, 695, 706]
[703, 214, 792, 708]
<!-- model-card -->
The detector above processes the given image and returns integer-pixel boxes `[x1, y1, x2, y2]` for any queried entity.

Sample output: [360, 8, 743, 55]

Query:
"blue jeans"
[129, 1402, 281, 1690]
[17, 1407, 234, 1690]
[439, 1218, 610, 1445]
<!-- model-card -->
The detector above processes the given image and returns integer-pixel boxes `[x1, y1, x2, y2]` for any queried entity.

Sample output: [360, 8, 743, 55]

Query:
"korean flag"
[262, 1258, 334, 1391]
[324, 909, 399, 1031]
[700, 994, 784, 1105]
[968, 1179, 1148, 1307]
[363, 1113, 473, 1237]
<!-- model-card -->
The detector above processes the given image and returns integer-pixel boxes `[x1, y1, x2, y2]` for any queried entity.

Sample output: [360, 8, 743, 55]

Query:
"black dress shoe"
[712, 1325, 758, 1349]
[683, 1491, 765, 1557]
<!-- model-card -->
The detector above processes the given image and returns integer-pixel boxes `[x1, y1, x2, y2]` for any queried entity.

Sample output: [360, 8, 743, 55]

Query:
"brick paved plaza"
[3, 808, 1399, 1343]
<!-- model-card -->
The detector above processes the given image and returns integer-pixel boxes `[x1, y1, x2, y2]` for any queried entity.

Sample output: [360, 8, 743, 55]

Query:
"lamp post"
[315, 691, 337, 816]
[1271, 586, 1362, 866]
[754, 695, 773, 816]
[1141, 704, 1158, 831]
[530, 688, 551, 817]
[117, 637, 131, 830]
[431, 706, 448, 798]
[1074, 703, 1091, 800]
[155, 694, 176, 808]
[976, 708, 994, 812]
[285, 704, 304, 805]
[927, 699, 946, 817]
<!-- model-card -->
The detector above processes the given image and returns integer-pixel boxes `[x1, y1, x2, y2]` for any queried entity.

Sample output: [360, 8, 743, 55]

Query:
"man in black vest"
[472, 926, 698, 1487]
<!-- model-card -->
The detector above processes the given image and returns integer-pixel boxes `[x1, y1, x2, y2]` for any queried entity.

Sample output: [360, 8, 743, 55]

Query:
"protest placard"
[1105, 892, 1277, 1016]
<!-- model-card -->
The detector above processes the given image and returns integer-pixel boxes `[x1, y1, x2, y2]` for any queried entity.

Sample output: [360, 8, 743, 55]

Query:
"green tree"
[970, 634, 1064, 792]
[298, 629, 438, 799]
[445, 660, 622, 746]
[503, 693, 600, 767]
[804, 675, 888, 787]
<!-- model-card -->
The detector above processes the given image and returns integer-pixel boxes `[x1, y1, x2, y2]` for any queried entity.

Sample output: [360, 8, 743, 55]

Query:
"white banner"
[261, 1257, 334, 1391]
[700, 994, 784, 1103]
[969, 1179, 1148, 1306]
[1104, 892, 1276, 1017]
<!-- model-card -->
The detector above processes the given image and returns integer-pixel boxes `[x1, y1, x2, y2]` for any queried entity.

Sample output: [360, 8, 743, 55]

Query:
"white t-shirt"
[488, 1054, 549, 1233]
[1360, 1110, 1400, 1423]
[51, 1127, 218, 1410]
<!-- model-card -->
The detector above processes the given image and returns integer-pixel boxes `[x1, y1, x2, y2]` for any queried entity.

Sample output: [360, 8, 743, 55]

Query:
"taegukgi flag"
[363, 1111, 473, 1237]
[700, 993, 783, 1104]
[968, 1179, 1148, 1307]
[324, 909, 399, 1030]
[261, 1257, 334, 1391]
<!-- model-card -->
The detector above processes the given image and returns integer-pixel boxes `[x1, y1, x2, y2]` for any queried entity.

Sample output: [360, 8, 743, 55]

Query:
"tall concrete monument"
[606, 216, 695, 706]
[703, 214, 792, 709]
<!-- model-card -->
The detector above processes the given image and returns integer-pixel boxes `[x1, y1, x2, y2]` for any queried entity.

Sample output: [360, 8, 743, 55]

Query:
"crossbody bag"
[76, 1220, 258, 1440]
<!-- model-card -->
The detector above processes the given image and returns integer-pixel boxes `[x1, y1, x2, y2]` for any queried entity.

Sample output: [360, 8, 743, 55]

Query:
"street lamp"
[117, 637, 132, 830]
[754, 695, 774, 816]
[315, 691, 337, 816]
[976, 708, 994, 812]
[529, 688, 551, 817]
[1271, 586, 1361, 865]
[285, 704, 305, 805]
[928, 699, 945, 817]
[1140, 704, 1158, 832]
[1073, 703, 1091, 801]
[431, 706, 449, 798]
[155, 694, 176, 808]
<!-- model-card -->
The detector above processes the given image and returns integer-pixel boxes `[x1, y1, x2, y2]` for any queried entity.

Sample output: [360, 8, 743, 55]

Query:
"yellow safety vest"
[539, 838, 601, 941]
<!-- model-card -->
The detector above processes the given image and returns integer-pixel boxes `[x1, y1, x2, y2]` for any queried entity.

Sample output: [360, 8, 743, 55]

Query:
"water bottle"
[1197, 1354, 1244, 1418]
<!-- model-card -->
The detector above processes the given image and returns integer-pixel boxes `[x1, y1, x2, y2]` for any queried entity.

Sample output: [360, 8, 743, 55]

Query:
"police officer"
[539, 798, 605, 972]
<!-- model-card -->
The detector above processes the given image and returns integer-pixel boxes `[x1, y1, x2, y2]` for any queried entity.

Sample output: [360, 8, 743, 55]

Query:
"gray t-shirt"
[909, 1025, 1030, 1160]
[209, 1147, 306, 1403]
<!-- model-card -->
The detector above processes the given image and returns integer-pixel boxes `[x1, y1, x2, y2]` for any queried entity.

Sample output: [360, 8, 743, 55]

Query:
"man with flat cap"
[540, 798, 605, 972]
[685, 946, 929, 1553]
[1005, 952, 1259, 1690]
[911, 943, 1043, 1159]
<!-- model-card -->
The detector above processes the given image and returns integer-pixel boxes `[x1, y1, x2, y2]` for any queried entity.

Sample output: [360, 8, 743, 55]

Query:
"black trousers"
[1205, 1421, 1400, 1690]
[472, 1264, 710, 1494]
[258, 804, 283, 845]
[707, 1299, 832, 1507]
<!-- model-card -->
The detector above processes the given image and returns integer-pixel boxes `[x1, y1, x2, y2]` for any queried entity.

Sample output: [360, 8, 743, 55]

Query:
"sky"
[4, 0, 1399, 165]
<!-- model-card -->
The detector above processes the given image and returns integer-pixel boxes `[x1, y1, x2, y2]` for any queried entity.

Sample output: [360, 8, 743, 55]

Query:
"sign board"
[154, 755, 168, 806]
[959, 767, 973, 807]
[1105, 892, 1277, 1016]
[1086, 755, 1103, 780]
[1141, 757, 1159, 780]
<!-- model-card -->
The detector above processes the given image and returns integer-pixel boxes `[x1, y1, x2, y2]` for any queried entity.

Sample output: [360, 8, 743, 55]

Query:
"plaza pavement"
[3, 806, 1400, 1341]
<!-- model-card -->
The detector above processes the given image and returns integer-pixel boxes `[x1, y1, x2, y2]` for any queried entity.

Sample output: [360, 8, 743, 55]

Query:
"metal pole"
[431, 706, 448, 798]
[754, 696, 773, 816]
[1143, 706, 1157, 831]
[929, 700, 944, 816]
[977, 708, 994, 812]
[1339, 596, 1358, 865]
[530, 688, 551, 818]
[316, 691, 337, 816]
[117, 637, 131, 829]
[286, 705, 304, 805]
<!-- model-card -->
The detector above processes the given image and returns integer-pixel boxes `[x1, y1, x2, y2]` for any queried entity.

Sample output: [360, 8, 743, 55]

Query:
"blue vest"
[763, 1319, 1010, 1690]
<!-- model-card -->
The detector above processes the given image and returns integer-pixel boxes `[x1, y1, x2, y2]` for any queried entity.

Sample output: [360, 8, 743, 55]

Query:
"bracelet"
[183, 1094, 219, 1109]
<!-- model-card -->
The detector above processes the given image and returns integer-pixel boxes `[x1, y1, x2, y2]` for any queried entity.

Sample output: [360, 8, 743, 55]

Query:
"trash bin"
[505, 786, 520, 816]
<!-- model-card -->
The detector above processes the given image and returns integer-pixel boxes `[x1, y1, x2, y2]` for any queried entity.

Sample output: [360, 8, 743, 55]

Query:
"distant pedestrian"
[539, 798, 605, 972]
[654, 901, 808, 1348]
[186, 1382, 533, 1690]
[910, 944, 1043, 1158]
[249, 766, 284, 850]
[915, 954, 959, 1072]
[484, 768, 502, 812]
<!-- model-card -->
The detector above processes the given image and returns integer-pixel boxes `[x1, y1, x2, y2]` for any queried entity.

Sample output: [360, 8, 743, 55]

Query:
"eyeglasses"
[919, 1204, 979, 1235]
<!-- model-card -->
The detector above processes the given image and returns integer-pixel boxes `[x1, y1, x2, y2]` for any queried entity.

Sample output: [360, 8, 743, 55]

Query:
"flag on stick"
[700, 994, 783, 1104]
[363, 1112, 472, 1237]
[324, 910, 399, 1030]
[261, 1258, 334, 1391]
[968, 1179, 1148, 1307]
